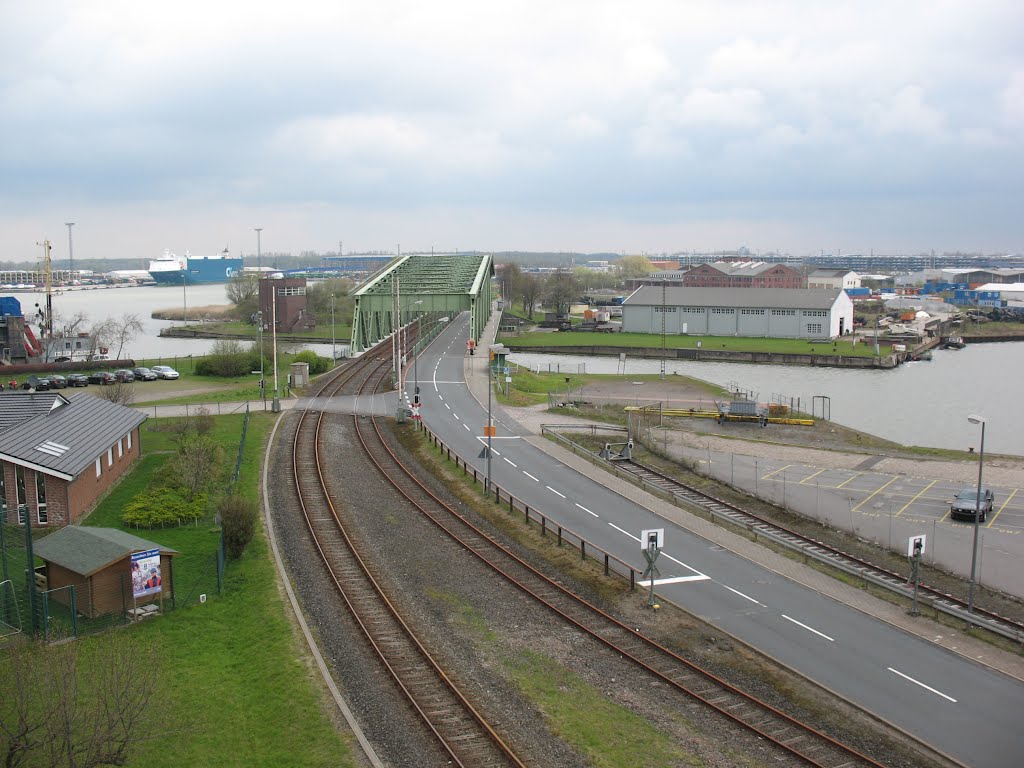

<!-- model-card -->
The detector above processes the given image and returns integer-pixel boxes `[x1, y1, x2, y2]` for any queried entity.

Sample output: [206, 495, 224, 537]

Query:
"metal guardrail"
[540, 426, 1024, 646]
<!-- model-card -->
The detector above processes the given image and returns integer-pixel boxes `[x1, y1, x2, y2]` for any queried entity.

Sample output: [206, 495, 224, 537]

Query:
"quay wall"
[502, 344, 900, 369]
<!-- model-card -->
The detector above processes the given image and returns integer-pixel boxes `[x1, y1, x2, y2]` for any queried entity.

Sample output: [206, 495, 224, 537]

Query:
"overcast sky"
[1, 1, 1022, 262]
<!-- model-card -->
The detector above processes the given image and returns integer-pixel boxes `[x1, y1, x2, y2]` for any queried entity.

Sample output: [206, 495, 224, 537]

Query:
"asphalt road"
[415, 313, 1024, 768]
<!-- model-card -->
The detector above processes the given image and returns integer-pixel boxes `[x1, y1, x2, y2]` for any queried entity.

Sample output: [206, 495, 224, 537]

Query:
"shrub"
[196, 340, 252, 377]
[219, 493, 258, 560]
[291, 350, 331, 375]
[121, 488, 208, 527]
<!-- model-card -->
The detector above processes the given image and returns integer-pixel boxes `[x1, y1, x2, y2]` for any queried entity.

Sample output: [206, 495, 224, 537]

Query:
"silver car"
[151, 365, 180, 380]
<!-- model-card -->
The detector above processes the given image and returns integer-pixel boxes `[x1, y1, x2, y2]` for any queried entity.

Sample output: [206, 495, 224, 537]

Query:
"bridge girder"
[350, 253, 493, 354]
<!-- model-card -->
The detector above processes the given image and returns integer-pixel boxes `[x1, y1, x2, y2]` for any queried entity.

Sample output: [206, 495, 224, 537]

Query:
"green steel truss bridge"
[350, 253, 494, 355]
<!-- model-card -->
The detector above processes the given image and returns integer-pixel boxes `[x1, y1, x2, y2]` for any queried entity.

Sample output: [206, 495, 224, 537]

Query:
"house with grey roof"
[33, 526, 177, 618]
[0, 391, 146, 528]
[622, 286, 854, 339]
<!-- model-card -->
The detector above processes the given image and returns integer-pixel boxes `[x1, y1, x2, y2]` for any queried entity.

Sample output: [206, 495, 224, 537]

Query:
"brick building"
[0, 391, 146, 528]
[258, 276, 316, 334]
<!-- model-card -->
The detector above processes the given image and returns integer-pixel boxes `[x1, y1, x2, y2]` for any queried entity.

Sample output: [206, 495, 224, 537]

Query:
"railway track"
[353, 365, 891, 767]
[612, 457, 1024, 640]
[289, 340, 528, 768]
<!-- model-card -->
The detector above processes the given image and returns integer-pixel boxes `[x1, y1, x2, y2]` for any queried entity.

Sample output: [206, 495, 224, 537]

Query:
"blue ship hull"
[149, 257, 244, 285]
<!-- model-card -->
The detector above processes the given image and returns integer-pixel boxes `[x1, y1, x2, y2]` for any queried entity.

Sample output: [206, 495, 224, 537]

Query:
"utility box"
[489, 344, 509, 374]
[290, 362, 310, 388]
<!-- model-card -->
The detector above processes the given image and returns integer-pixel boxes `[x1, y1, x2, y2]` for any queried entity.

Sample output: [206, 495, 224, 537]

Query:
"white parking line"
[887, 668, 957, 703]
[546, 486, 566, 498]
[504, 457, 517, 467]
[523, 471, 539, 482]
[781, 615, 834, 642]
[575, 503, 598, 518]
[722, 585, 763, 606]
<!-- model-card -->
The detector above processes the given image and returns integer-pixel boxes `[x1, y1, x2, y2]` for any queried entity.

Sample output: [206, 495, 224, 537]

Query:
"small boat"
[943, 336, 966, 349]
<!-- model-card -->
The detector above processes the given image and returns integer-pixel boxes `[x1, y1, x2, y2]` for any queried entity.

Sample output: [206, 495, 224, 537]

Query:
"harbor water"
[509, 345, 1024, 456]
[11, 283, 345, 363]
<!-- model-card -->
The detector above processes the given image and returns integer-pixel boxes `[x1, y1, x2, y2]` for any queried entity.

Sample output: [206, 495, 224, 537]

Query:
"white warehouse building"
[622, 287, 854, 339]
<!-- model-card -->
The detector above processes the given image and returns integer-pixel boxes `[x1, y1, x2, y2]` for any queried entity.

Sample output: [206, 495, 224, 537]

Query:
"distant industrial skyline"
[2, 2, 1021, 261]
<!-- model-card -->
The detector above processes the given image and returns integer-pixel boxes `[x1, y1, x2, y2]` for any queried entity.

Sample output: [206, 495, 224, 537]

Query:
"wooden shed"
[33, 527, 178, 619]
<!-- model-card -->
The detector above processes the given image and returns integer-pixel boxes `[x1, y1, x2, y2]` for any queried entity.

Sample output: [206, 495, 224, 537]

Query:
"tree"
[519, 274, 542, 319]
[108, 313, 144, 360]
[219, 494, 258, 560]
[170, 432, 222, 500]
[543, 271, 580, 316]
[305, 278, 354, 323]
[616, 255, 655, 279]
[196, 339, 253, 377]
[96, 380, 135, 406]
[498, 262, 522, 303]
[226, 272, 260, 318]
[0, 635, 165, 768]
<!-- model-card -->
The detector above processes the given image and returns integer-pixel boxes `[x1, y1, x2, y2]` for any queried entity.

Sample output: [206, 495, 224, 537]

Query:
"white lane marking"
[445, 403, 451, 410]
[887, 668, 957, 703]
[781, 615, 835, 642]
[453, 413, 460, 420]
[438, 395, 443, 401]
[463, 424, 471, 431]
[503, 457, 517, 467]
[646, 575, 710, 585]
[575, 503, 598, 518]
[546, 486, 566, 498]
[722, 585, 764, 606]
[608, 522, 639, 541]
[523, 471, 539, 482]
[659, 551, 706, 576]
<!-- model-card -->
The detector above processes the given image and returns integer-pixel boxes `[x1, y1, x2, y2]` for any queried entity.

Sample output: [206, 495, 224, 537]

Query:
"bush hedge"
[121, 488, 209, 528]
[291, 350, 331, 375]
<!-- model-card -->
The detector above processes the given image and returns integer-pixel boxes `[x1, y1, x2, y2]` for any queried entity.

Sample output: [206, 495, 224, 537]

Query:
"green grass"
[505, 331, 881, 357]
[494, 369, 728, 407]
[70, 412, 356, 766]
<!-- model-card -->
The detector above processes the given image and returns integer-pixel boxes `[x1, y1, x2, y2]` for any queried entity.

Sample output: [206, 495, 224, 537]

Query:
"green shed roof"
[33, 527, 178, 577]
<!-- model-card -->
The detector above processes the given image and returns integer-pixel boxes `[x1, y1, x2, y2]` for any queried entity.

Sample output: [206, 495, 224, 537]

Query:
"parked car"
[48, 374, 68, 389]
[950, 487, 995, 523]
[21, 375, 53, 391]
[151, 365, 180, 380]
[88, 371, 116, 385]
[132, 367, 158, 381]
[67, 373, 90, 387]
[114, 369, 136, 383]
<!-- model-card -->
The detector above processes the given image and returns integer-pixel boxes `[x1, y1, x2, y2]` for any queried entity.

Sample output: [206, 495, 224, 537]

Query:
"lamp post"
[966, 414, 985, 615]
[271, 277, 280, 412]
[255, 227, 262, 271]
[331, 293, 337, 363]
[256, 310, 265, 405]
[65, 222, 75, 279]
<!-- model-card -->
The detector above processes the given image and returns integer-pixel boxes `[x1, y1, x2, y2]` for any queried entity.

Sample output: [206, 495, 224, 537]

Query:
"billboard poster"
[131, 548, 162, 598]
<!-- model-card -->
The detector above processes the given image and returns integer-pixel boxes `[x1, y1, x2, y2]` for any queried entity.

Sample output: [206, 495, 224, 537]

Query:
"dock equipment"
[350, 253, 494, 354]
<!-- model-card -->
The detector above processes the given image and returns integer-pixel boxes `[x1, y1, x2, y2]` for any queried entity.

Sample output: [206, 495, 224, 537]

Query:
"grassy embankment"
[75, 412, 356, 766]
[493, 368, 727, 408]
[175, 319, 353, 342]
[504, 331, 880, 357]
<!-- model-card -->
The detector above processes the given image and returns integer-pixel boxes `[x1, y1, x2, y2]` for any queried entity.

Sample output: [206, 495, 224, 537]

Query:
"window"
[807, 323, 823, 334]
[16, 466, 26, 524]
[740, 309, 765, 315]
[653, 306, 677, 313]
[711, 307, 735, 314]
[277, 286, 306, 296]
[96, 458, 102, 478]
[36, 473, 46, 524]
[118, 439, 123, 458]
[127, 431, 133, 450]
[0, 470, 5, 515]
[771, 309, 795, 316]
[107, 447, 113, 467]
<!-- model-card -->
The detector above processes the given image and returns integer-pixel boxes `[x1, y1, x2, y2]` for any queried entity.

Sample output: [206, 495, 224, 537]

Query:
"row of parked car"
[8, 366, 179, 392]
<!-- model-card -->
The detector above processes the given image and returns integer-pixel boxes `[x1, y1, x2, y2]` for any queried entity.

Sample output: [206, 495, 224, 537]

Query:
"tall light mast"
[65, 222, 75, 279]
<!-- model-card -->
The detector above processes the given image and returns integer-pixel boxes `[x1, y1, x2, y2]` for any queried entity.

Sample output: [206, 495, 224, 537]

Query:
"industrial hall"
[0, 391, 147, 528]
[621, 286, 855, 339]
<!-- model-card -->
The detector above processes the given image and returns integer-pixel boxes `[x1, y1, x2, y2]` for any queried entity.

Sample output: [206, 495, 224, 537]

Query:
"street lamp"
[255, 227, 262, 271]
[256, 310, 265, 405]
[65, 222, 75, 279]
[966, 414, 985, 615]
[331, 293, 337, 364]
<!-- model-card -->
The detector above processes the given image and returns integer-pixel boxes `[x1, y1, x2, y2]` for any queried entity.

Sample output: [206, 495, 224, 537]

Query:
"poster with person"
[131, 548, 162, 598]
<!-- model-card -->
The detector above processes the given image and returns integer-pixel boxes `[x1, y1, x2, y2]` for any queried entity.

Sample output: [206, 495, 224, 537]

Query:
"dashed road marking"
[781, 615, 834, 642]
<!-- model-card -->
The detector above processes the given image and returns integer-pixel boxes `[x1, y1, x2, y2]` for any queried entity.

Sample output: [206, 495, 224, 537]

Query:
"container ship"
[148, 248, 244, 285]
